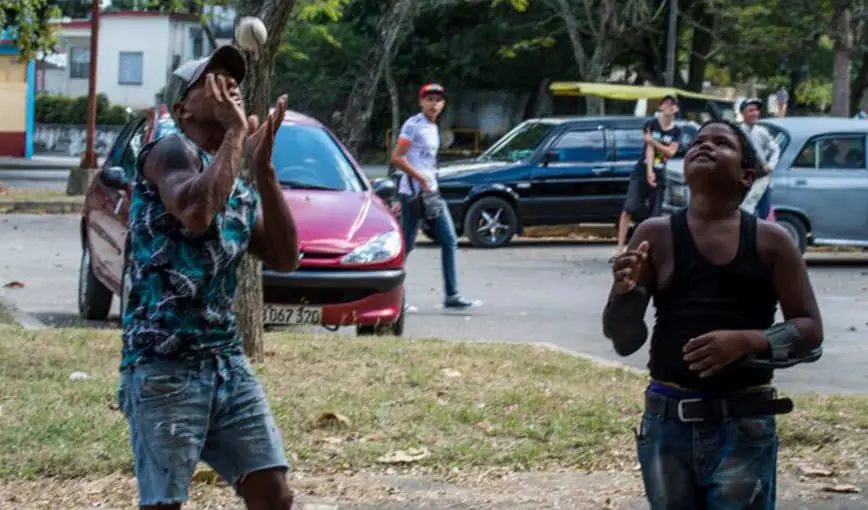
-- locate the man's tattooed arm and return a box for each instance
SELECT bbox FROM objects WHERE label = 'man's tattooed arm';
[143,129,246,233]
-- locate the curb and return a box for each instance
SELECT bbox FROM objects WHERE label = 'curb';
[0,163,74,171]
[0,296,48,330]
[0,199,83,214]
[535,341,644,374]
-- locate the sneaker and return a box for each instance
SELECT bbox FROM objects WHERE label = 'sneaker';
[404,303,418,313]
[444,295,483,309]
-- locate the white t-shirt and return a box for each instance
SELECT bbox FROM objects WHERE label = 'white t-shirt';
[397,113,440,195]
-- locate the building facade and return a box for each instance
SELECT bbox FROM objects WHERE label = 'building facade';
[0,39,35,158]
[38,11,213,109]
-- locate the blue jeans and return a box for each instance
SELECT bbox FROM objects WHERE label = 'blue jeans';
[636,401,778,509]
[400,193,459,297]
[755,187,772,220]
[118,353,289,506]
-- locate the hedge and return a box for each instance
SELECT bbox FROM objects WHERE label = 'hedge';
[35,93,133,126]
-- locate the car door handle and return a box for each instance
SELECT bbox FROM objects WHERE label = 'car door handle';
[794,179,807,186]
[591,167,609,174]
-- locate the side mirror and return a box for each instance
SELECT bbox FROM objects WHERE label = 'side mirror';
[372,177,397,202]
[99,166,128,190]
[542,150,560,165]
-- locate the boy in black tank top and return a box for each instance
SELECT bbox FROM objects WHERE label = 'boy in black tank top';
[602,120,823,509]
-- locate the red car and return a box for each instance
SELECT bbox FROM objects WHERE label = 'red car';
[78,107,406,336]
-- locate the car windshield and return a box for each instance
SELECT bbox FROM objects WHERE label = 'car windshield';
[149,112,363,192]
[479,121,555,162]
[272,124,364,191]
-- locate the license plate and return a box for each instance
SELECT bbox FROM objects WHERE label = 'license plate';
[262,305,323,326]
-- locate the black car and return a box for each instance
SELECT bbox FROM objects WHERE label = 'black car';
[430,116,698,248]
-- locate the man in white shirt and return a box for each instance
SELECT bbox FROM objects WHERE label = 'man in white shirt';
[740,98,781,219]
[390,83,481,310]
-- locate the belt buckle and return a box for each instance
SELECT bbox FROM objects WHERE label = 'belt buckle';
[676,398,704,423]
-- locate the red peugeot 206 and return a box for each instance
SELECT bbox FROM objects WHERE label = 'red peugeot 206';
[78,107,406,336]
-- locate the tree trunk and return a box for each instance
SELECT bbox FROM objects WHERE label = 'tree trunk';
[523,79,551,118]
[850,51,868,115]
[335,0,415,157]
[233,0,295,363]
[384,45,400,150]
[686,6,715,92]
[830,8,853,117]
[195,1,218,50]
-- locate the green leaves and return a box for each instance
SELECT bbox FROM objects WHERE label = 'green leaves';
[491,0,531,12]
[1,0,62,61]
[498,36,556,59]
[294,0,349,22]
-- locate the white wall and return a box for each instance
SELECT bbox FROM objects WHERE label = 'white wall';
[97,16,171,108]
[41,34,90,97]
[43,16,203,109]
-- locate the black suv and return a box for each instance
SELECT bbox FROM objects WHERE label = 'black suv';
[432,116,698,248]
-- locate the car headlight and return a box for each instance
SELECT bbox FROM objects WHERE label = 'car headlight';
[341,231,402,264]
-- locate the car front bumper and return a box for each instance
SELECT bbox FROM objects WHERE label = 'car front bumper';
[262,268,405,326]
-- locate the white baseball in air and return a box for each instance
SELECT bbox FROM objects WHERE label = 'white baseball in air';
[235,16,267,52]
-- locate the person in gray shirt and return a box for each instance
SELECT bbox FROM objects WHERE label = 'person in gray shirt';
[740,98,780,219]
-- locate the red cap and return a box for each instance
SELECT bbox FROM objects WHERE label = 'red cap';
[419,83,447,100]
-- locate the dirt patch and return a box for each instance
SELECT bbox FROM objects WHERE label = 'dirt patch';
[522,225,616,240]
[1,469,865,509]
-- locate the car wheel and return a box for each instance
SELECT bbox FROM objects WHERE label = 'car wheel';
[775,212,808,254]
[463,196,518,248]
[356,294,405,337]
[78,243,113,320]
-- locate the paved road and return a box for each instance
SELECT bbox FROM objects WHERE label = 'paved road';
[1,214,867,395]
[0,169,70,191]
[0,165,389,192]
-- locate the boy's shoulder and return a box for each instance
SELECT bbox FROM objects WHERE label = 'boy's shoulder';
[755,216,799,263]
[756,217,792,244]
[633,215,673,250]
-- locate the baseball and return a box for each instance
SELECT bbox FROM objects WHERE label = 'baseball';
[235,16,267,52]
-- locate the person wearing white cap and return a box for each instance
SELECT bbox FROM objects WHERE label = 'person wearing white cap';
[739,98,780,219]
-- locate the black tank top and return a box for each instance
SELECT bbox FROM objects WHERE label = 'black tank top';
[649,209,778,392]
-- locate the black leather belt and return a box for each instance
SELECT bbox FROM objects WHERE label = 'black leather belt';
[645,389,794,423]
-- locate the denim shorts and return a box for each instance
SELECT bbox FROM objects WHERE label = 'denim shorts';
[118,353,289,506]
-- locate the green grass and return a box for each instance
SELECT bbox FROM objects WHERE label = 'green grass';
[0,303,14,325]
[0,325,866,482]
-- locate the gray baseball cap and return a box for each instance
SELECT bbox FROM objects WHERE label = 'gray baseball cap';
[163,45,246,124]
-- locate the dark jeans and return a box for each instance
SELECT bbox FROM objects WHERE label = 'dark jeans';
[400,193,459,297]
[755,187,772,220]
[636,401,778,509]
